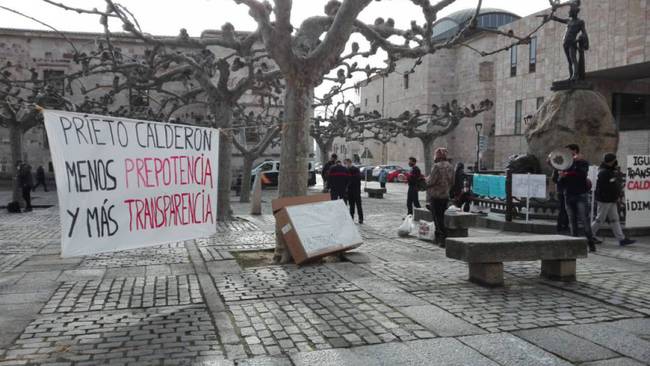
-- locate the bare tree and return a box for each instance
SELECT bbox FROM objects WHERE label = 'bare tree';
[46,0,283,221]
[230,98,283,203]
[0,62,73,203]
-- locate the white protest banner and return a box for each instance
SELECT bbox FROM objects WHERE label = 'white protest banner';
[512,174,547,198]
[43,110,219,257]
[625,155,650,228]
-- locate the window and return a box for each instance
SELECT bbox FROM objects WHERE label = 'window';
[364,98,368,106]
[43,69,65,95]
[536,97,545,110]
[613,93,650,131]
[403,73,409,89]
[529,36,537,73]
[514,100,523,135]
[376,95,380,103]
[510,46,517,77]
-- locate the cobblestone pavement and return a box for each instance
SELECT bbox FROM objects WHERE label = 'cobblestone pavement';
[1,184,650,365]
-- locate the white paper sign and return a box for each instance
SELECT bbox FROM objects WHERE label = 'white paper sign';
[44,110,219,257]
[285,200,362,257]
[512,174,547,198]
[625,155,650,228]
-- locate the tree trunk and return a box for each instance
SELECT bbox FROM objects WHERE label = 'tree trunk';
[274,80,314,264]
[239,155,255,203]
[9,123,23,204]
[213,103,234,222]
[422,136,435,176]
[318,140,332,168]
[278,80,314,198]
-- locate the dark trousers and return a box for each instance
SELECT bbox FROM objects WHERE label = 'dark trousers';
[557,192,569,231]
[33,178,48,192]
[330,190,347,204]
[430,198,448,243]
[565,193,595,244]
[380,182,386,189]
[22,186,32,210]
[348,192,363,222]
[406,186,420,215]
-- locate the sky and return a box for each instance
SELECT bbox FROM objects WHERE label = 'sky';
[0,0,552,114]
[1,0,551,37]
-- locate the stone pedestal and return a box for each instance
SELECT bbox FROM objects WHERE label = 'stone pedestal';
[541,259,577,282]
[526,89,618,175]
[468,262,504,287]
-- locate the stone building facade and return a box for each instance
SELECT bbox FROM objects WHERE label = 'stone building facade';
[342,0,650,171]
[494,0,650,169]
[0,28,280,178]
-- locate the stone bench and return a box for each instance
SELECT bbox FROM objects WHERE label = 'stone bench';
[364,187,386,199]
[413,208,478,238]
[446,235,588,287]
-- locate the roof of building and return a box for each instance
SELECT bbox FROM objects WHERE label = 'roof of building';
[431,8,520,42]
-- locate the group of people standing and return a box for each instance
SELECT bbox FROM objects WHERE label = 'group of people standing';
[552,144,635,252]
[322,154,364,224]
[10,162,48,213]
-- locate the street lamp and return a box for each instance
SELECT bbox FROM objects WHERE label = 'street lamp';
[475,122,483,173]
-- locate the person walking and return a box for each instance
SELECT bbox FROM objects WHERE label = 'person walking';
[378,168,388,189]
[32,165,48,192]
[345,159,363,224]
[426,148,455,246]
[328,160,349,202]
[559,144,598,252]
[591,153,635,246]
[17,163,34,212]
[406,157,422,215]
[322,154,337,192]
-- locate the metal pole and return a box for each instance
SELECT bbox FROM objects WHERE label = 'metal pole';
[476,132,480,173]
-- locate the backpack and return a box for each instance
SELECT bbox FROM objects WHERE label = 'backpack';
[6,201,21,213]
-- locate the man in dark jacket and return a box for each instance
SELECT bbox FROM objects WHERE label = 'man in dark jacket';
[406,157,422,215]
[345,159,363,224]
[558,144,597,251]
[591,153,635,246]
[328,160,349,202]
[17,163,34,212]
[322,154,337,192]
[33,165,48,192]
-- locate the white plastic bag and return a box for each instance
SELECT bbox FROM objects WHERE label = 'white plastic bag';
[397,215,414,237]
[417,221,435,242]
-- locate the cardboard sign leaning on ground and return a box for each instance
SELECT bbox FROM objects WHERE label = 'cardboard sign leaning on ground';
[274,196,363,264]
[625,155,650,228]
[43,110,219,257]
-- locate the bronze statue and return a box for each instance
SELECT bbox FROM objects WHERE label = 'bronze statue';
[546,0,589,81]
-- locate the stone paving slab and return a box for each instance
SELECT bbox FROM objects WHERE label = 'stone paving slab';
[459,333,573,366]
[0,253,31,273]
[514,327,619,363]
[562,322,650,364]
[503,255,649,279]
[290,337,498,366]
[215,266,359,302]
[41,275,203,314]
[199,246,237,262]
[412,282,639,333]
[541,271,650,316]
[0,305,223,365]
[79,242,190,268]
[581,358,647,366]
[361,260,475,291]
[229,291,434,357]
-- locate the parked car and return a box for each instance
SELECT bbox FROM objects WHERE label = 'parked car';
[371,165,403,180]
[387,167,411,182]
[251,160,317,187]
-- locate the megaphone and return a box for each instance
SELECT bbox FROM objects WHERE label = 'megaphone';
[548,148,574,171]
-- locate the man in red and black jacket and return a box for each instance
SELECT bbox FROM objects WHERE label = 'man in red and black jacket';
[345,159,363,224]
[558,144,598,252]
[406,157,422,215]
[328,160,349,202]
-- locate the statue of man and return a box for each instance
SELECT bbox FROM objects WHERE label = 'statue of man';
[546,0,589,81]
